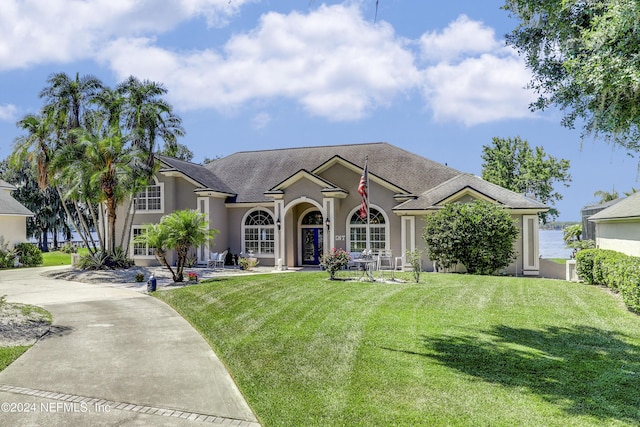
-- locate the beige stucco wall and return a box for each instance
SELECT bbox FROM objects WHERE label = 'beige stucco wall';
[0,216,28,247]
[596,221,640,257]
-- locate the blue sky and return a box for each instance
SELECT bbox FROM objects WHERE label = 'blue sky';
[0,0,637,221]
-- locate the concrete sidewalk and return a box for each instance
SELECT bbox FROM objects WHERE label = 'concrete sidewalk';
[0,267,260,426]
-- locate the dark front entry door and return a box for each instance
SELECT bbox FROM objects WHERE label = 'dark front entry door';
[302,228,323,265]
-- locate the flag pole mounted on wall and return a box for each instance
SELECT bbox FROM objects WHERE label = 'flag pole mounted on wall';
[358,156,370,253]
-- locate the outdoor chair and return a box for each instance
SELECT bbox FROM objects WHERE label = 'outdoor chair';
[377,250,395,279]
[208,250,228,269]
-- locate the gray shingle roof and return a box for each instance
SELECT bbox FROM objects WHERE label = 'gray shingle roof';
[0,180,34,216]
[395,173,548,211]
[589,191,640,221]
[204,142,462,203]
[156,155,235,195]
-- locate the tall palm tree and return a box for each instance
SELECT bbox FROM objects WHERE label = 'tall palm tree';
[40,72,103,146]
[52,125,142,254]
[12,111,55,189]
[118,76,185,173]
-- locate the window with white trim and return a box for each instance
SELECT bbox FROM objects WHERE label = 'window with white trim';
[244,210,275,256]
[349,208,387,252]
[133,178,163,212]
[132,226,156,258]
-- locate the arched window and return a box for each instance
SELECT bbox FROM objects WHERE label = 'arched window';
[349,208,387,252]
[244,210,275,256]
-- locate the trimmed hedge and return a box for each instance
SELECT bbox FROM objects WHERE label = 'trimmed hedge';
[576,248,640,312]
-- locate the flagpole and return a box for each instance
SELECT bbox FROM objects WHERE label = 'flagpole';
[365,155,370,254]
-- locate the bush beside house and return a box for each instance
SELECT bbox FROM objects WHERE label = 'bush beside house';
[576,248,640,312]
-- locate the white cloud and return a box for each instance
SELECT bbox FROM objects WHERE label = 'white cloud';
[0,0,253,70]
[419,15,501,63]
[101,4,421,121]
[419,15,536,125]
[424,53,536,126]
[0,104,18,121]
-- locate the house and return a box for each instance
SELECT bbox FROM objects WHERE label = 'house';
[581,197,624,241]
[0,179,34,247]
[589,191,640,256]
[119,142,548,275]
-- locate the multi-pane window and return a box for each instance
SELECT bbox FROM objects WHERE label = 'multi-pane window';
[134,183,162,211]
[349,208,386,252]
[132,226,155,257]
[244,210,275,256]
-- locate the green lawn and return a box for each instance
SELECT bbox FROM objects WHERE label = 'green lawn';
[155,272,640,427]
[41,248,89,266]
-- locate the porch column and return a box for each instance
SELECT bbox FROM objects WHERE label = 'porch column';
[522,214,540,276]
[274,200,286,270]
[400,215,416,269]
[323,197,336,255]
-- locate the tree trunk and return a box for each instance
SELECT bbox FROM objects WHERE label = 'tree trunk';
[40,228,49,252]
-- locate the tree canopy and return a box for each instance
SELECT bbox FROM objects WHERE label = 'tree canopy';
[481,136,571,223]
[503,0,640,151]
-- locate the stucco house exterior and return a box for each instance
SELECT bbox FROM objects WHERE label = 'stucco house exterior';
[0,179,34,247]
[119,142,548,275]
[589,191,640,256]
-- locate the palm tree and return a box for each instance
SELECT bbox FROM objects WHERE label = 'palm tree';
[133,223,175,278]
[593,189,619,204]
[12,111,55,189]
[118,76,185,172]
[52,125,142,255]
[160,210,217,282]
[40,72,103,146]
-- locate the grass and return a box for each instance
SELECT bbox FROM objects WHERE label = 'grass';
[0,346,30,371]
[155,272,640,426]
[0,302,52,373]
[40,248,89,266]
[548,258,570,264]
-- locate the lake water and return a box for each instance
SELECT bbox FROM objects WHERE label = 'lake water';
[539,229,572,259]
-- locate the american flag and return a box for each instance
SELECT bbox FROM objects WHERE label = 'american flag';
[358,160,368,219]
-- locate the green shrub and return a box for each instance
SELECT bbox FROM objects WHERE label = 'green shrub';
[576,248,640,313]
[423,200,518,275]
[575,249,597,284]
[14,243,43,267]
[59,242,77,254]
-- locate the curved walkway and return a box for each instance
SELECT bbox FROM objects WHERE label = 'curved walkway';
[0,267,260,426]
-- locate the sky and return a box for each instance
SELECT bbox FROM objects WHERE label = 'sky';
[0,0,638,221]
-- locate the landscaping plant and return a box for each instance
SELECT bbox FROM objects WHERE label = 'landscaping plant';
[423,200,518,275]
[320,248,351,280]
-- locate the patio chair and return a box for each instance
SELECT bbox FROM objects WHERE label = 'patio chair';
[207,252,218,269]
[377,250,395,279]
[213,250,228,270]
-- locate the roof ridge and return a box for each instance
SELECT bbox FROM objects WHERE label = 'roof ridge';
[230,142,388,156]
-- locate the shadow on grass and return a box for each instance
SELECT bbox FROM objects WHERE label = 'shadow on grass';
[394,325,640,424]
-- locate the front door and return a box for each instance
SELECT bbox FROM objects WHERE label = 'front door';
[302,228,323,265]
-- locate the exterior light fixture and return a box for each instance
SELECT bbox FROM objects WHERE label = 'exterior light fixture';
[325,217,331,230]
[276,217,281,230]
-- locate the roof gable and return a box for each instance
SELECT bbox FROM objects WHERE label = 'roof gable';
[395,174,548,212]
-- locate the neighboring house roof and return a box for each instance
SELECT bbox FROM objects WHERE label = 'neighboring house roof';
[582,197,625,213]
[0,179,34,216]
[589,192,640,221]
[204,142,462,203]
[395,173,548,211]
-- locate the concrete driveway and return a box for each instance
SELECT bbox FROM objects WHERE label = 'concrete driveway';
[0,267,260,426]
